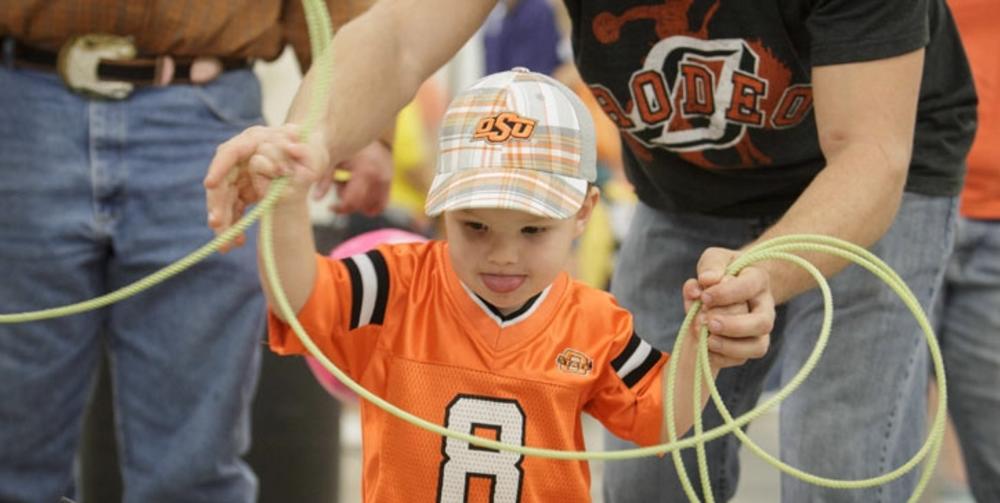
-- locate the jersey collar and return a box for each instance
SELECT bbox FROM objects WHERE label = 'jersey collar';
[439,243,569,353]
[460,283,551,329]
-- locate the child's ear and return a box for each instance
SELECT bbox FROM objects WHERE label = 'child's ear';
[573,186,601,236]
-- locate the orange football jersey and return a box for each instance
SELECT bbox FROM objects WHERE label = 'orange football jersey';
[269,241,669,502]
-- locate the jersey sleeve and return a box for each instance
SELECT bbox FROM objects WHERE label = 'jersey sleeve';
[267,248,394,379]
[584,309,669,448]
[807,0,929,66]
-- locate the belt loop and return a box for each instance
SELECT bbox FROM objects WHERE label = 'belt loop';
[2,37,14,69]
[154,55,176,86]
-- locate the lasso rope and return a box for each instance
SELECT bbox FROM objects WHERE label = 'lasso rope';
[263,222,946,502]
[0,1,945,501]
[662,237,946,502]
[0,200,269,324]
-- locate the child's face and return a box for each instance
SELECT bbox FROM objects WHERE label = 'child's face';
[443,189,598,314]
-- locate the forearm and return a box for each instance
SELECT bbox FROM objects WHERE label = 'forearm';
[287,0,495,165]
[664,348,721,440]
[257,199,318,320]
[747,146,907,304]
[285,12,412,157]
[746,50,922,305]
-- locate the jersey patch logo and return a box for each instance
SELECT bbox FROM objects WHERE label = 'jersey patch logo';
[556,348,594,376]
[473,112,536,142]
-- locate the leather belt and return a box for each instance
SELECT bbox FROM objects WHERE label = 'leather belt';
[4,35,252,99]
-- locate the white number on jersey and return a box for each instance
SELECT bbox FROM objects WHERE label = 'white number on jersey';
[437,395,526,502]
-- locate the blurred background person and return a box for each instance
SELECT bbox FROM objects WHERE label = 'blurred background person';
[930,1,1000,501]
[483,0,567,77]
[0,2,389,502]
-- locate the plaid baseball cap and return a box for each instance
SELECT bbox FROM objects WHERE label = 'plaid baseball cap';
[424,67,596,219]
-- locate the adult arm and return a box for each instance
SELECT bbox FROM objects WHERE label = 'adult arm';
[285,0,497,215]
[701,49,926,308]
[205,0,497,236]
[284,0,497,166]
[282,0,377,70]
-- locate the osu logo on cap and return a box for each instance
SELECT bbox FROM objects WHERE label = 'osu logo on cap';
[556,348,593,376]
[473,112,536,142]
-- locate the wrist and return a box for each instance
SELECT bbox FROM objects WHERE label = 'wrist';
[272,192,311,216]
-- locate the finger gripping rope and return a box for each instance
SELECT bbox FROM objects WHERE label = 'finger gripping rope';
[0,1,945,501]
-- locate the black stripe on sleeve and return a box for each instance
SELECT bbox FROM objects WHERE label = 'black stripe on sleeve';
[622,349,662,389]
[366,250,390,325]
[341,257,363,330]
[610,333,641,373]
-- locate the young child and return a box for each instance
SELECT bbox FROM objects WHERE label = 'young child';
[254,69,728,502]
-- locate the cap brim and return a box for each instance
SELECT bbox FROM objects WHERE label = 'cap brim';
[424,168,589,219]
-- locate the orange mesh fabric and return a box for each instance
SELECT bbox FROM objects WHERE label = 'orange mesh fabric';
[269,241,668,502]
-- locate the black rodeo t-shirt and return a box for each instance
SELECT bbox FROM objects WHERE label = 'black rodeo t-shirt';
[564,0,977,217]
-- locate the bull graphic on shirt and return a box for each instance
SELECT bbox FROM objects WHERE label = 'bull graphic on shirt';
[590,0,813,169]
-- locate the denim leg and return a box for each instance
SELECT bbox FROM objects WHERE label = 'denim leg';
[603,194,956,503]
[778,193,956,502]
[0,66,109,503]
[936,218,1000,502]
[602,203,786,502]
[98,71,266,503]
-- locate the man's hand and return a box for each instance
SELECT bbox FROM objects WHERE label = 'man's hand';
[683,247,775,368]
[313,140,394,216]
[203,124,327,252]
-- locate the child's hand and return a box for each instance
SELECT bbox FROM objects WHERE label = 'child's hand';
[683,247,774,369]
[204,124,328,252]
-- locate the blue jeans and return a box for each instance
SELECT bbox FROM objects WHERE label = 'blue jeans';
[602,193,956,502]
[0,62,264,502]
[934,217,1000,502]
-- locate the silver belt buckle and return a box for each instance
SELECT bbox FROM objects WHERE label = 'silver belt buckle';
[57,34,136,100]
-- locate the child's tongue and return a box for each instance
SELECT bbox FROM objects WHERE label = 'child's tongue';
[481,274,526,293]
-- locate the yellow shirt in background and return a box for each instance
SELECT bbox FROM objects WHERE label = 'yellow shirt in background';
[388,103,431,218]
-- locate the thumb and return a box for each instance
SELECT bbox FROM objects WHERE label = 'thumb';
[696,247,736,288]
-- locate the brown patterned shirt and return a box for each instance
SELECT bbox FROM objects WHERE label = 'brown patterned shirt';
[0,0,373,68]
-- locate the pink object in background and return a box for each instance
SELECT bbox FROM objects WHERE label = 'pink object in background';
[305,229,428,402]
